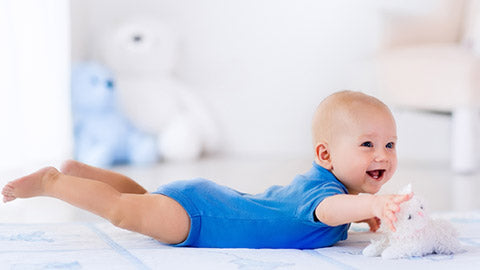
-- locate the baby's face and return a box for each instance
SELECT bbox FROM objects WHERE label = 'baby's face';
[328,106,397,194]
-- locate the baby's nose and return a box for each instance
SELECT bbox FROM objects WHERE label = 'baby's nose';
[374,148,388,162]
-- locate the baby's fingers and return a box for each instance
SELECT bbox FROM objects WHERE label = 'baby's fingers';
[393,193,413,204]
[385,210,397,223]
[387,201,400,213]
[369,217,381,232]
[384,216,396,232]
[384,210,397,232]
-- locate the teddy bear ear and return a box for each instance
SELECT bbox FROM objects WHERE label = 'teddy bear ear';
[397,183,412,195]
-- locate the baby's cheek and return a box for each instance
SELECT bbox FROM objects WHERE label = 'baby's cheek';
[390,158,398,174]
[383,170,395,183]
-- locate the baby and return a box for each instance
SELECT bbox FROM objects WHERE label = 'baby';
[1,90,411,249]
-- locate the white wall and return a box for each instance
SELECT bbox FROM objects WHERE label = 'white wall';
[0,0,71,173]
[71,0,454,163]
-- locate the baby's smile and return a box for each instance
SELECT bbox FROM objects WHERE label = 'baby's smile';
[366,169,385,180]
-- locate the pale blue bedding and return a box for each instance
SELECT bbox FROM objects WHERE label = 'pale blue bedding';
[1,212,479,269]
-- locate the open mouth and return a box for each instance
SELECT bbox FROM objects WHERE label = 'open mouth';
[366,169,385,180]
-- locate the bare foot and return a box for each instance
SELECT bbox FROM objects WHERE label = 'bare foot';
[2,167,59,203]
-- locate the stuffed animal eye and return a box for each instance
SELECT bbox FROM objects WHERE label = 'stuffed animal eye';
[408,214,412,220]
[420,205,424,210]
[133,34,143,43]
[106,80,114,89]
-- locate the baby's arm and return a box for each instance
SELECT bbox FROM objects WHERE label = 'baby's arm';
[315,193,412,232]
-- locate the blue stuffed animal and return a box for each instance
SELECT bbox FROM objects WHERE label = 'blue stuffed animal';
[71,62,158,167]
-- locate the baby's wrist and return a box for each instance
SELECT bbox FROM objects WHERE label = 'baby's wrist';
[355,193,378,219]
[368,194,380,217]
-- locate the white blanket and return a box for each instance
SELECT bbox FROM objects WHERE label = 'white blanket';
[1,212,479,269]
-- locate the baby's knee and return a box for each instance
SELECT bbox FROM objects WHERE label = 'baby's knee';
[164,203,190,244]
[144,196,191,244]
[106,198,130,229]
[106,194,191,245]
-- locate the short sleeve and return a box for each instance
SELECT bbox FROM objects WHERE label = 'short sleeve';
[296,179,347,225]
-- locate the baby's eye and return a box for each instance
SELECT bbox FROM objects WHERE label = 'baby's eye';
[361,141,373,147]
[386,142,395,149]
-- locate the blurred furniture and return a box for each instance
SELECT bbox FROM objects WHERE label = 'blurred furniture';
[375,0,480,173]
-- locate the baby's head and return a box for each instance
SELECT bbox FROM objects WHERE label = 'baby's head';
[312,90,397,194]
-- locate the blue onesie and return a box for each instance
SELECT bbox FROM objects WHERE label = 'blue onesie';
[152,162,350,249]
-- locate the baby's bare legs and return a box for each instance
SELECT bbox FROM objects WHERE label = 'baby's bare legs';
[1,167,190,245]
[60,160,147,194]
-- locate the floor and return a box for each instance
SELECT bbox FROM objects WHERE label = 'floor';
[1,216,479,269]
[0,155,479,223]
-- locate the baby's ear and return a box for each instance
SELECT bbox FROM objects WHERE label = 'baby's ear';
[315,142,332,170]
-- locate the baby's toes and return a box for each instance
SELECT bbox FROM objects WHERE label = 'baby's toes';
[3,195,13,203]
[2,188,17,201]
[2,184,14,195]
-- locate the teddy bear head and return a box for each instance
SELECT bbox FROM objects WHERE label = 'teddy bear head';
[386,184,429,236]
[100,17,177,76]
[71,62,117,113]
[393,194,429,236]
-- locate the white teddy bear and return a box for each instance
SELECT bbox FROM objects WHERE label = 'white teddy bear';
[99,17,219,162]
[362,185,462,259]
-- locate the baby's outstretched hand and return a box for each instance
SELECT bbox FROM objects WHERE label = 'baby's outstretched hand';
[371,193,413,232]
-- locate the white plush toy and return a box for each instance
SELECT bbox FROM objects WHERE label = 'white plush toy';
[362,184,462,259]
[100,17,219,162]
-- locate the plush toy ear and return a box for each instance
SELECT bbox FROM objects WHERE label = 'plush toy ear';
[397,183,412,195]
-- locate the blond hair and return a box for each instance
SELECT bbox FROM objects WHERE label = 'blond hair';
[312,90,392,146]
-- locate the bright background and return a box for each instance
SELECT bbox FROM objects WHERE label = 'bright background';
[0,0,478,222]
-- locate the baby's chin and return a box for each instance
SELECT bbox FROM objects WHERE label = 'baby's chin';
[360,181,384,194]
[364,186,382,194]
[363,174,392,194]
[342,175,390,194]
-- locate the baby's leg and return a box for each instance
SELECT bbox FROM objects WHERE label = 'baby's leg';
[2,167,190,244]
[60,160,147,194]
